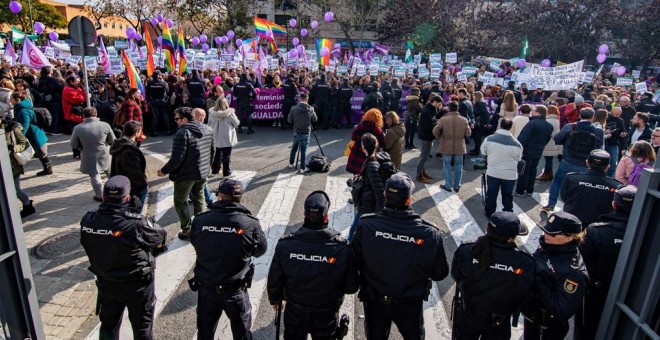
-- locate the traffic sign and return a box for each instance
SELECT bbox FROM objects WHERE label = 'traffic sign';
[68,16,96,46]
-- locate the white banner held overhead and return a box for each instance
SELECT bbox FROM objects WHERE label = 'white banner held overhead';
[526,60,584,90]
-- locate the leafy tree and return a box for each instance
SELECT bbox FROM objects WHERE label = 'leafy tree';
[0,0,67,32]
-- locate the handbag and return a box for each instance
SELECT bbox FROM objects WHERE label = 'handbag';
[344,140,355,157]
[9,130,34,165]
[517,159,527,176]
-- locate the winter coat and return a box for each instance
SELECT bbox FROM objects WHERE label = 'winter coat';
[346,121,385,175]
[433,112,471,155]
[615,156,649,184]
[405,95,423,121]
[384,122,405,168]
[357,160,385,214]
[517,116,554,159]
[542,114,562,157]
[3,121,28,177]
[70,118,115,175]
[473,100,490,129]
[511,115,530,138]
[0,88,13,119]
[161,122,215,181]
[560,103,592,127]
[208,107,240,148]
[418,103,438,141]
[109,137,147,193]
[62,85,86,123]
[12,99,48,148]
[498,103,518,119]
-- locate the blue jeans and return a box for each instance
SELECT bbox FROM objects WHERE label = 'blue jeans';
[289,132,310,169]
[548,160,587,207]
[137,187,148,211]
[485,175,515,217]
[348,211,362,241]
[605,144,619,177]
[443,154,464,190]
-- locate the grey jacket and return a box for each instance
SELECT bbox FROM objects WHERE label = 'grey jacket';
[287,102,317,134]
[161,122,214,181]
[71,117,115,175]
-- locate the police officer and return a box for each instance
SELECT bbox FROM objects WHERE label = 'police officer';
[80,176,167,340]
[575,185,637,340]
[390,78,402,113]
[267,191,359,339]
[451,212,536,339]
[311,74,331,130]
[145,70,169,136]
[186,70,207,113]
[352,173,449,339]
[521,211,589,340]
[560,150,620,227]
[234,73,257,134]
[189,178,267,340]
[336,77,354,128]
[281,73,299,130]
[380,80,393,116]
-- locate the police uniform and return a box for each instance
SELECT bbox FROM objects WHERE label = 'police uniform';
[233,75,257,134]
[190,179,267,340]
[80,176,167,340]
[560,150,620,227]
[186,70,207,112]
[352,173,449,339]
[575,186,637,340]
[267,191,359,340]
[337,80,353,128]
[311,76,331,129]
[281,75,299,129]
[521,212,589,340]
[451,212,536,340]
[146,71,170,135]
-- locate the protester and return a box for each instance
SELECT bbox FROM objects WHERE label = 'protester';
[537,105,562,181]
[287,93,317,174]
[415,95,442,183]
[383,111,405,168]
[469,91,490,155]
[511,104,532,138]
[498,91,518,119]
[1,113,34,217]
[346,109,385,175]
[627,112,652,145]
[208,95,240,177]
[433,101,471,192]
[348,133,385,240]
[515,105,553,196]
[62,75,86,140]
[37,66,64,134]
[605,106,627,176]
[0,78,14,119]
[615,140,656,185]
[404,88,423,149]
[10,91,53,177]
[109,121,148,207]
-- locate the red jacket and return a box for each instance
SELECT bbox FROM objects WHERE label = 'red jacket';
[62,85,86,123]
[119,100,147,123]
[559,103,592,128]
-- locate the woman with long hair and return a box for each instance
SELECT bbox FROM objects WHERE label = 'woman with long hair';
[470,91,490,155]
[384,111,405,168]
[116,88,147,143]
[11,91,52,176]
[346,109,385,175]
[1,111,35,217]
[348,132,385,240]
[615,141,656,184]
[499,91,518,119]
[208,94,240,177]
[537,105,562,181]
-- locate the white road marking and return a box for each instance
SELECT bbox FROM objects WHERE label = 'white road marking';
[531,192,564,210]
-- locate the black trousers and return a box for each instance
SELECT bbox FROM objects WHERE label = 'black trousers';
[283,302,337,340]
[211,147,233,176]
[281,99,296,127]
[363,299,424,340]
[336,102,352,126]
[516,156,541,194]
[471,127,486,152]
[523,318,568,340]
[150,100,170,133]
[405,118,418,147]
[453,308,511,340]
[315,102,332,128]
[236,104,253,132]
[97,278,155,340]
[197,286,252,340]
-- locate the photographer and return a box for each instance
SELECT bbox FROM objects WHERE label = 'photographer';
[480,118,523,218]
[605,107,626,176]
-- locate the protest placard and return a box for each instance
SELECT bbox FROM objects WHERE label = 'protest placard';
[632,70,641,79]
[84,56,98,70]
[582,71,595,84]
[489,60,500,71]
[457,72,467,82]
[413,54,421,65]
[462,66,477,75]
[430,68,441,79]
[356,65,366,76]
[429,53,442,63]
[369,64,379,76]
[616,77,633,87]
[114,40,129,49]
[193,55,205,70]
[526,60,584,90]
[635,82,648,94]
[109,57,123,74]
[43,47,55,58]
[338,65,348,74]
[445,52,457,64]
[418,68,430,78]
[394,68,406,77]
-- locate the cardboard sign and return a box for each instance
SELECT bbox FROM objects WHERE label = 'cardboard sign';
[632,70,641,79]
[114,40,129,49]
[356,65,367,76]
[43,47,55,58]
[84,56,98,70]
[394,68,406,77]
[338,65,348,74]
[369,64,379,76]
[109,57,123,74]
[429,53,442,63]
[418,68,429,78]
[413,54,422,65]
[430,68,441,79]
[616,77,633,87]
[462,66,477,75]
[193,55,205,70]
[445,52,457,64]
[635,82,648,94]
[269,58,279,69]
[582,71,595,84]
[457,72,467,82]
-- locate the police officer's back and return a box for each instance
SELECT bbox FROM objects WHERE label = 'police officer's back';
[80,176,166,340]
[560,150,620,227]
[521,212,589,340]
[281,73,299,129]
[146,71,170,135]
[352,173,449,339]
[186,70,206,110]
[311,74,331,129]
[190,179,267,340]
[390,78,402,112]
[233,74,257,134]
[451,212,535,339]
[338,78,354,127]
[575,186,637,340]
[267,191,359,339]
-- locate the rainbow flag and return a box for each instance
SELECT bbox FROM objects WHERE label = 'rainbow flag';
[161,20,176,72]
[143,23,156,77]
[254,17,286,38]
[177,27,188,75]
[316,38,333,66]
[267,37,278,54]
[121,50,145,96]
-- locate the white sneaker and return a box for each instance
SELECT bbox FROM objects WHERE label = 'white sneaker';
[299,168,309,174]
[288,163,295,169]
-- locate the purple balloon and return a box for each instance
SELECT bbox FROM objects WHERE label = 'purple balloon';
[320,46,329,57]
[227,30,235,39]
[134,34,142,42]
[455,66,462,72]
[517,59,526,68]
[150,18,158,27]
[292,38,299,46]
[496,70,504,77]
[191,37,200,46]
[200,34,207,43]
[616,66,626,76]
[48,31,58,41]
[235,39,243,47]
[166,19,173,28]
[300,28,308,37]
[541,59,551,67]
[596,53,607,64]
[34,21,45,34]
[334,43,341,49]
[297,44,305,55]
[289,49,297,58]
[215,36,221,45]
[157,14,163,22]
[126,27,136,39]
[220,36,227,44]
[598,44,609,54]
[202,43,210,52]
[157,36,163,45]
[289,18,297,28]
[324,11,334,22]
[8,1,22,14]
[310,21,318,29]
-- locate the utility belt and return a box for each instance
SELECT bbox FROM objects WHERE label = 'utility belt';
[462,299,513,327]
[188,263,255,294]
[285,300,350,340]
[96,266,153,284]
[362,283,427,306]
[286,300,339,314]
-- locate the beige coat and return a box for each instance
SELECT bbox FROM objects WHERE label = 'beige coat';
[384,122,405,168]
[542,114,563,157]
[433,112,471,155]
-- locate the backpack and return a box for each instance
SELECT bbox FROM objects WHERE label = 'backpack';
[626,158,650,187]
[308,155,331,172]
[376,151,398,181]
[33,107,52,129]
[566,124,599,159]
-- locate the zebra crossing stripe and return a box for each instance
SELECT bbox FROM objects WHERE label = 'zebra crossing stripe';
[530,192,564,210]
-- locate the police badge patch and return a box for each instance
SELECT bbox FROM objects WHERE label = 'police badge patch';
[564,279,578,293]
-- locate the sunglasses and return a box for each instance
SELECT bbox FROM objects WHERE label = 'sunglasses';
[174,117,182,121]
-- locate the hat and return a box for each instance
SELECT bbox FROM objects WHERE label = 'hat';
[574,95,585,104]
[487,212,528,238]
[588,149,610,168]
[540,211,582,235]
[214,178,244,196]
[304,191,330,226]
[385,173,415,201]
[103,175,131,199]
[613,185,637,211]
[153,70,162,77]
[642,91,654,98]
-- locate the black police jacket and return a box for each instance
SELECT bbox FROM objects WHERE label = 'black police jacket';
[233,81,257,105]
[390,85,402,110]
[311,81,331,104]
[560,169,620,227]
[190,201,267,286]
[418,104,438,141]
[186,77,206,99]
[282,80,299,100]
[146,79,169,102]
[80,203,166,282]
[579,212,628,294]
[451,240,535,315]
[338,85,353,104]
[352,208,449,301]
[267,226,359,309]
[521,239,588,323]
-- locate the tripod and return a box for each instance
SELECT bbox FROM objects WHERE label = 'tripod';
[294,127,324,170]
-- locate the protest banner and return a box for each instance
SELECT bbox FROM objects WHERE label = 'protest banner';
[445,52,457,64]
[43,47,55,58]
[462,66,477,75]
[356,65,366,76]
[84,56,98,70]
[616,77,633,87]
[429,53,442,63]
[635,82,648,94]
[632,70,641,79]
[109,57,123,74]
[394,68,406,77]
[526,60,584,90]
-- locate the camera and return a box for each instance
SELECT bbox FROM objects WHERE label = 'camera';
[473,158,488,171]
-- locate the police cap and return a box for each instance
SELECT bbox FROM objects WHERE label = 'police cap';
[103,175,131,199]
[614,185,637,211]
[587,149,610,168]
[304,190,330,226]
[487,211,528,238]
[215,178,244,196]
[540,211,582,235]
[385,173,415,201]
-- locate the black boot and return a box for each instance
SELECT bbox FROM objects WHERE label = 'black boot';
[20,200,35,218]
[36,162,53,176]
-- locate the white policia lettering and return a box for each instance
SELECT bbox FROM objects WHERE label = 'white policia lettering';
[614,239,623,244]
[201,226,245,234]
[82,226,120,236]
[289,253,336,263]
[472,259,515,272]
[375,231,424,245]
[578,182,612,191]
